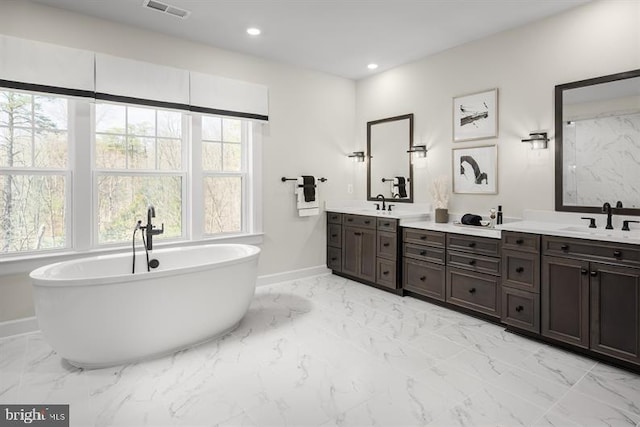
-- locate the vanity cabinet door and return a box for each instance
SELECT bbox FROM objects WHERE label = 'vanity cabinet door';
[541,256,590,349]
[342,226,376,283]
[590,262,640,365]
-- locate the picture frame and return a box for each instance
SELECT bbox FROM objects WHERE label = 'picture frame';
[453,88,498,142]
[452,145,498,194]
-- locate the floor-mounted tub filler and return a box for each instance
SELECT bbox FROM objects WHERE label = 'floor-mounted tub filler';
[30,243,260,368]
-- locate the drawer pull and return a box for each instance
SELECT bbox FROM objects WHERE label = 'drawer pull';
[364,220,371,224]
[383,270,389,275]
[469,260,477,266]
[590,271,598,277]
[347,218,353,222]
[581,268,589,275]
[468,242,477,248]
[331,257,338,261]
[468,288,477,294]
[420,250,427,256]
[613,250,622,258]
[331,234,338,238]
[420,235,427,240]
[419,276,426,281]
[515,267,524,273]
[383,222,390,226]
[516,239,524,244]
[383,243,390,247]
[354,232,362,236]
[515,305,524,312]
[331,215,338,220]
[561,244,569,251]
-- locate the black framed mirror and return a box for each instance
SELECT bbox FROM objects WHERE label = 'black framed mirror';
[555,69,640,214]
[367,113,414,203]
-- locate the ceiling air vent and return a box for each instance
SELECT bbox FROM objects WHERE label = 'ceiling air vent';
[142,0,190,19]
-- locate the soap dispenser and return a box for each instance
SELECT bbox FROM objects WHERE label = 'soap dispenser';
[497,205,503,225]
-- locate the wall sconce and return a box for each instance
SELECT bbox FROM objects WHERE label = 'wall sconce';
[348,151,366,162]
[407,145,427,159]
[521,132,549,150]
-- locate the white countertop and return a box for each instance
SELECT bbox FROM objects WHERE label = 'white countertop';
[498,220,640,245]
[402,220,502,239]
[326,205,429,220]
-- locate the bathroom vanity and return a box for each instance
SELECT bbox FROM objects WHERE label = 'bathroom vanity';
[327,209,640,371]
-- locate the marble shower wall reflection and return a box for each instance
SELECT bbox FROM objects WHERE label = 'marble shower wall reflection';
[563,112,640,208]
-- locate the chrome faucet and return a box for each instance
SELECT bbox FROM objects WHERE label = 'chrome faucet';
[602,202,614,230]
[375,194,387,211]
[143,205,164,250]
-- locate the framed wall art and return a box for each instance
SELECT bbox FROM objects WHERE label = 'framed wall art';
[452,145,497,194]
[453,88,498,142]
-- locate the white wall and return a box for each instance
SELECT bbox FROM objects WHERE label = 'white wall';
[0,0,356,322]
[355,0,640,219]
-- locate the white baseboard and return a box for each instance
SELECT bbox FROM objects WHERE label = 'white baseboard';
[257,265,331,287]
[0,267,331,339]
[0,316,38,339]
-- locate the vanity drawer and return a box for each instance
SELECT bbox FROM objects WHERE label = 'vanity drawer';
[501,287,540,334]
[403,243,445,264]
[447,251,501,276]
[446,267,500,318]
[344,214,376,229]
[377,218,398,232]
[542,235,640,267]
[403,228,446,247]
[502,231,540,253]
[403,258,445,301]
[377,231,397,260]
[502,249,540,293]
[447,234,501,257]
[376,258,397,289]
[327,246,341,271]
[327,212,342,224]
[327,223,342,248]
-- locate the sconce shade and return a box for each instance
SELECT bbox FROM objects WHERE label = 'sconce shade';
[521,132,549,149]
[348,151,366,162]
[406,144,427,158]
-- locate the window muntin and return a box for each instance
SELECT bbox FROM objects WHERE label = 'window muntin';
[94,102,185,245]
[0,90,69,254]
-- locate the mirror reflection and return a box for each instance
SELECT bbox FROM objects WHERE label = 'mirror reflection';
[556,70,640,214]
[367,114,413,203]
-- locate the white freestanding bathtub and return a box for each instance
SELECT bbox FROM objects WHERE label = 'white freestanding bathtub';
[30,243,260,368]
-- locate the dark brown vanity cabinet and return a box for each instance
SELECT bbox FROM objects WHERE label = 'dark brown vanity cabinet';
[402,228,446,300]
[501,231,541,334]
[446,234,502,319]
[541,236,640,365]
[327,212,400,290]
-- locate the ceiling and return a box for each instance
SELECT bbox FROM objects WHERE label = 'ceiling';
[30,0,592,80]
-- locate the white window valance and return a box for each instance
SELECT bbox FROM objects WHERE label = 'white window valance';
[0,35,269,120]
[0,34,94,95]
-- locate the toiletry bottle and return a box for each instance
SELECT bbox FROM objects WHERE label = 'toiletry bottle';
[489,208,496,228]
[497,205,503,225]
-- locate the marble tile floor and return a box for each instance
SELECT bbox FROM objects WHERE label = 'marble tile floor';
[2,274,640,426]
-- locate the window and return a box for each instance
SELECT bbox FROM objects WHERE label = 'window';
[202,116,246,235]
[94,102,185,245]
[0,90,69,254]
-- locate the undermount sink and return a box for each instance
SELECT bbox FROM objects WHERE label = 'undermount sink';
[561,226,640,239]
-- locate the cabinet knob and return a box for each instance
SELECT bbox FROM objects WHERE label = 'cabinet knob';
[515,305,524,312]
[420,250,427,256]
[515,267,524,273]
[383,222,390,226]
[331,257,338,261]
[581,268,589,275]
[468,288,477,294]
[469,260,476,266]
[613,250,622,258]
[419,276,426,281]
[516,239,524,245]
[331,234,338,238]
[347,218,353,222]
[420,235,427,240]
[468,242,477,248]
[383,270,389,275]
[383,243,390,247]
[561,244,569,251]
[590,271,598,277]
[364,220,371,224]
[354,232,362,236]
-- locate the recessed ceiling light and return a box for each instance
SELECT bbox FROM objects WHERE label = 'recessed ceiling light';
[367,63,378,70]
[247,28,261,36]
